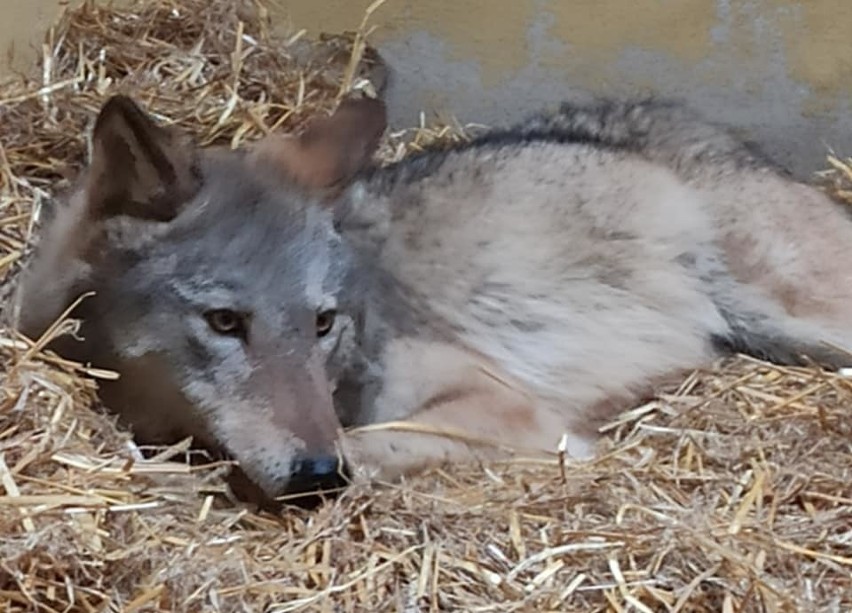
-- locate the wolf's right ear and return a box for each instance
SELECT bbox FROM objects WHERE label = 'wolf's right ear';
[249,96,387,193]
[84,95,201,223]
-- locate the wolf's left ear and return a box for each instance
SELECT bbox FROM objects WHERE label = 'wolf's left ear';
[250,96,387,191]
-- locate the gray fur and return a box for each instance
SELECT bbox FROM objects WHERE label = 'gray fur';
[14,94,852,501]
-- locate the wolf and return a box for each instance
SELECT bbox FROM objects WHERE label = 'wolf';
[13,92,852,504]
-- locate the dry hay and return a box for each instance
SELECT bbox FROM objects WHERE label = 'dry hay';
[817,154,852,208]
[0,0,850,611]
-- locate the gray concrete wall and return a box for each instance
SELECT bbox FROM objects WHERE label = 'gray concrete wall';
[275,0,852,178]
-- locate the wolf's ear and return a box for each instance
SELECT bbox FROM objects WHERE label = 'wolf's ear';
[250,96,387,191]
[85,95,201,222]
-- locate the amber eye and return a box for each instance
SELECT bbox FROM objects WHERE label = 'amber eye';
[315,309,337,338]
[205,309,246,338]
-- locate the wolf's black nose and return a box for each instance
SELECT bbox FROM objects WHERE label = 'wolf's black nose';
[288,453,349,498]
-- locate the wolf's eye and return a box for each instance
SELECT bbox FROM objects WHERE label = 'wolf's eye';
[205,309,247,338]
[315,309,337,338]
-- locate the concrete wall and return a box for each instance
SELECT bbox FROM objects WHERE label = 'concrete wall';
[1,1,72,77]
[4,0,851,178]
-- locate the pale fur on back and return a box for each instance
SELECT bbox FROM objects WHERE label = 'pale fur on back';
[340,149,715,473]
[354,144,726,425]
[338,103,852,477]
[518,98,852,362]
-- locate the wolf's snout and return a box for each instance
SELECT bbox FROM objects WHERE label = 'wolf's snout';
[224,452,349,511]
[287,452,349,495]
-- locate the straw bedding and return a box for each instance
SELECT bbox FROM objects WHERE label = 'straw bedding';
[0,0,850,610]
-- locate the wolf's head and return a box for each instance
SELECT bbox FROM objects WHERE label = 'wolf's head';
[14,94,387,503]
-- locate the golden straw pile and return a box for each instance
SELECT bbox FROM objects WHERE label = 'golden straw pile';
[1,0,850,610]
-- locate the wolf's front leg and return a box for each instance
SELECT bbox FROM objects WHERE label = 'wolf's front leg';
[339,382,594,484]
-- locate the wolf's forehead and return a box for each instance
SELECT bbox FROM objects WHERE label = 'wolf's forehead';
[300,205,340,305]
[162,198,346,304]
